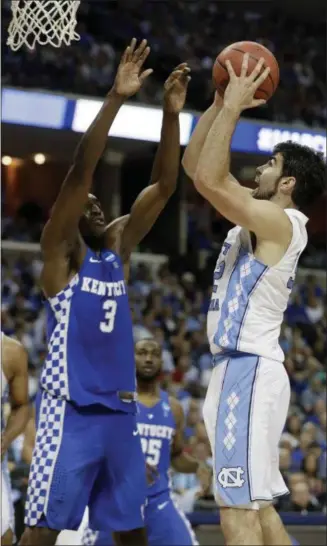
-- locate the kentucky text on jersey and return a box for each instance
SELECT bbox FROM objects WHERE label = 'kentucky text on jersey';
[137,423,175,440]
[40,249,136,412]
[81,277,126,297]
[207,209,308,362]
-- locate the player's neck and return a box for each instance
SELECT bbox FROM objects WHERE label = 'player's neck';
[82,233,105,252]
[137,381,160,399]
[270,194,296,210]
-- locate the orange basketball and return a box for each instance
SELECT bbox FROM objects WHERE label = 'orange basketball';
[213,41,279,101]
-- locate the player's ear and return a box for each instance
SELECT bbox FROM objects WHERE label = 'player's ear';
[280,176,296,196]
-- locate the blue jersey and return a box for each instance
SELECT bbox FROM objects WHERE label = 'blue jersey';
[40,247,136,412]
[137,390,176,498]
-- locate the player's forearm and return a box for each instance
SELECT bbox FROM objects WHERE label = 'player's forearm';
[195,106,239,191]
[73,89,124,175]
[171,451,200,474]
[182,101,222,179]
[150,111,180,196]
[2,404,29,448]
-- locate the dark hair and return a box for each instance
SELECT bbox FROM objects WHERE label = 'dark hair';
[273,141,326,211]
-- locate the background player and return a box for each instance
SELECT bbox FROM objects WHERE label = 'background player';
[21,39,190,546]
[183,55,325,545]
[81,338,212,546]
[1,333,29,545]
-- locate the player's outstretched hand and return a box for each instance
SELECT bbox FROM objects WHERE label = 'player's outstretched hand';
[223,53,270,114]
[113,38,153,99]
[163,63,191,114]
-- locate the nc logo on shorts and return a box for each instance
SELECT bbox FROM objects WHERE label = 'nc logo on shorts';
[217,466,245,488]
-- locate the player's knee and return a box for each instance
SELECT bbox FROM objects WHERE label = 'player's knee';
[220,507,261,540]
[20,526,59,546]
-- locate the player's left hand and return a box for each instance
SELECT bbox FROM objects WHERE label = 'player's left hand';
[223,54,270,114]
[196,461,212,495]
[113,38,153,99]
[146,462,159,485]
[163,64,191,114]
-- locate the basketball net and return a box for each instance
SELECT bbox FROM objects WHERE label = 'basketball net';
[7,0,81,51]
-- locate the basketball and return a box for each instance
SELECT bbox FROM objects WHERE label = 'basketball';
[213,41,279,101]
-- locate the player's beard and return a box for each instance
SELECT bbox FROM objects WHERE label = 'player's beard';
[136,369,161,383]
[252,176,281,201]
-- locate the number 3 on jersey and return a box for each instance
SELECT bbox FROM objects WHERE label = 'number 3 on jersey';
[141,438,162,466]
[99,299,117,333]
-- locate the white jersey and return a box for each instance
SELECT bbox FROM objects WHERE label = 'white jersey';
[207,209,308,362]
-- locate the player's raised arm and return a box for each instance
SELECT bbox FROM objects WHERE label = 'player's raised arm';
[117,64,191,262]
[1,337,29,460]
[194,55,291,242]
[182,92,223,180]
[41,38,152,260]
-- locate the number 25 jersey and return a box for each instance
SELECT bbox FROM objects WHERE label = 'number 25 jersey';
[41,247,136,412]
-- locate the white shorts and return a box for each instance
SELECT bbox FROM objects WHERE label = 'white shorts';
[1,462,14,536]
[203,354,290,510]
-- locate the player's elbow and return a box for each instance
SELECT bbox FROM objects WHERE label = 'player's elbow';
[157,178,176,200]
[193,170,217,196]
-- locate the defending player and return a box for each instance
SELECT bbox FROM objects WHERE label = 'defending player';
[81,338,212,546]
[21,39,190,546]
[183,54,325,545]
[1,333,29,545]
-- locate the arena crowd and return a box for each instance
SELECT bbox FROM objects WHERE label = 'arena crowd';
[2,0,326,127]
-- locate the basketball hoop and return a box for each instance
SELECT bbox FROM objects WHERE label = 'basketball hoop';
[7,0,81,51]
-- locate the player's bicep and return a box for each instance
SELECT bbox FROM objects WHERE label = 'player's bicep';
[41,165,91,257]
[120,183,170,261]
[10,345,29,407]
[195,177,289,240]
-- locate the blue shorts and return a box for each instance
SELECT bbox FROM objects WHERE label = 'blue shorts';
[25,390,147,532]
[82,492,198,546]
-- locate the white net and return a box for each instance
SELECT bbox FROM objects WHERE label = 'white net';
[7,0,81,51]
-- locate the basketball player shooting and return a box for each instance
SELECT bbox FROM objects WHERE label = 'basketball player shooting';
[1,334,29,545]
[183,54,325,545]
[82,338,212,546]
[21,39,190,546]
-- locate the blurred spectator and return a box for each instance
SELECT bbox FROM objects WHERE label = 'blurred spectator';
[285,481,322,513]
[301,373,326,415]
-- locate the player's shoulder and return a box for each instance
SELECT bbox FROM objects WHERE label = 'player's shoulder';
[3,334,28,365]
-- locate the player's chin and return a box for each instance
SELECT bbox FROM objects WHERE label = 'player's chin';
[90,223,106,237]
[137,370,158,381]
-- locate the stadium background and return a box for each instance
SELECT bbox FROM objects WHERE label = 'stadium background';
[1,0,326,543]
